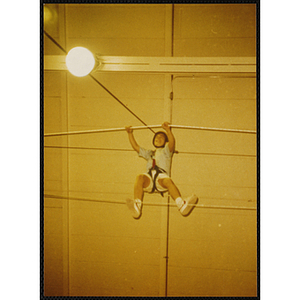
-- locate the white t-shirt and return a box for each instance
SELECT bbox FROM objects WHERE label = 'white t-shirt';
[138,143,173,176]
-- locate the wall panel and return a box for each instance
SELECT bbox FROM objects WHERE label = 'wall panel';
[66,4,166,56]
[174,4,256,57]
[168,208,256,296]
[168,43,256,295]
[44,71,69,295]
[68,198,163,296]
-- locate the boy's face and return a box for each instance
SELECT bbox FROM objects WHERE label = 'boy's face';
[154,133,166,148]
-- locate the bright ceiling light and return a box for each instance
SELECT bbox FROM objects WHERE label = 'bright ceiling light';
[44,6,53,23]
[66,47,95,77]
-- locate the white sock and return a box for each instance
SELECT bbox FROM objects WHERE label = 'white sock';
[175,197,184,208]
[135,199,142,209]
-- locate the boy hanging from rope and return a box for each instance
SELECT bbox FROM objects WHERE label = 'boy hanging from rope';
[125,121,198,219]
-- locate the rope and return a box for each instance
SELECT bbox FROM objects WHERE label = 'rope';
[44,124,256,137]
[44,145,134,152]
[44,194,256,211]
[43,30,67,54]
[171,124,256,134]
[89,74,155,133]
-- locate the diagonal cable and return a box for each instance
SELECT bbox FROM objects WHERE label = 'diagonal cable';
[43,30,155,133]
[44,30,67,54]
[88,74,155,132]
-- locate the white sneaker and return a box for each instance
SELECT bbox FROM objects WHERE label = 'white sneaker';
[126,199,142,219]
[179,194,198,216]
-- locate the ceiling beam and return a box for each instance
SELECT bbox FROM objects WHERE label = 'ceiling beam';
[44,55,256,74]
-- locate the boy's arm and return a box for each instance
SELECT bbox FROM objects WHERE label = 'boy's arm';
[125,126,140,153]
[162,122,175,153]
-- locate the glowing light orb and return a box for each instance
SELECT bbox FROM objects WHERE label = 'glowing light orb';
[66,47,95,77]
[43,6,53,23]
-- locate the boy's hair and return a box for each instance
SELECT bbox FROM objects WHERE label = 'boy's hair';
[152,131,168,148]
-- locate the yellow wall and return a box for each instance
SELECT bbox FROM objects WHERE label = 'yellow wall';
[43,3,257,297]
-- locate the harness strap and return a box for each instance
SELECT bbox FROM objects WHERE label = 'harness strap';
[148,158,166,197]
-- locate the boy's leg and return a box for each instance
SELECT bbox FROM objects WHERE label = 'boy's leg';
[134,174,150,200]
[158,177,198,216]
[158,177,181,200]
[126,174,151,219]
